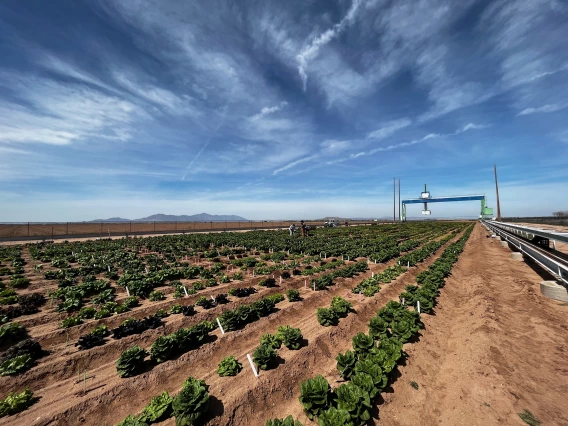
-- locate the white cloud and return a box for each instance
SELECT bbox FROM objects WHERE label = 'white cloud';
[458,123,490,132]
[250,102,288,121]
[320,140,352,154]
[367,118,411,140]
[296,0,362,90]
[0,73,143,145]
[517,103,568,116]
[273,155,318,175]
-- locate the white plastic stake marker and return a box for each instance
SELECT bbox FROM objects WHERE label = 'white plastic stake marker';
[216,318,225,335]
[183,286,189,297]
[280,276,282,284]
[247,354,259,377]
[372,272,374,278]
[211,295,216,301]
[407,261,410,268]
[126,287,130,297]
[313,282,316,291]
[108,265,111,272]
[417,300,421,314]
[304,280,307,289]
[402,297,405,305]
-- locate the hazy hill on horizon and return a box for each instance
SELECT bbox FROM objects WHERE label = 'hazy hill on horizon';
[91,213,247,222]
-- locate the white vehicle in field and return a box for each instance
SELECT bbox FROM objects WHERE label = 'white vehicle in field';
[324,219,340,228]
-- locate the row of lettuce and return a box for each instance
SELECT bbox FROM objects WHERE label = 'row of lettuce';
[266,224,474,425]
[0,223,469,421]
[112,225,472,425]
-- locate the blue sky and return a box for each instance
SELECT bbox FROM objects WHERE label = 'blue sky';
[1,0,567,221]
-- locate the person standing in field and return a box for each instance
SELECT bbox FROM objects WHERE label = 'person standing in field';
[289,223,296,236]
[301,220,306,238]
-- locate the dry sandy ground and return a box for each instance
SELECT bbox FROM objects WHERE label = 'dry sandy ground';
[379,223,568,426]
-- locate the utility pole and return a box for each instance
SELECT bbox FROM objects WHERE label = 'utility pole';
[494,164,502,221]
[398,179,401,221]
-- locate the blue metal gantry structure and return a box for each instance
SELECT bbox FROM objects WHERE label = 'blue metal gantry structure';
[401,184,493,221]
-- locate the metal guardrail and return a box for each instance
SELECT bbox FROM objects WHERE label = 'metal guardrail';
[482,221,568,285]
[488,221,568,245]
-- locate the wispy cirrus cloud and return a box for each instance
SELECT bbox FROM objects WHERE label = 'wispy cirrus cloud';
[517,103,568,116]
[367,118,411,140]
[0,0,567,220]
[0,72,144,145]
[296,0,362,91]
[250,102,288,121]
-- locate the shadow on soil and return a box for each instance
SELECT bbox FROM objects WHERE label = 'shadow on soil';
[202,395,225,423]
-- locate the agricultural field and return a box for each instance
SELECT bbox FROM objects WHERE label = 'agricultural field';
[1,221,565,426]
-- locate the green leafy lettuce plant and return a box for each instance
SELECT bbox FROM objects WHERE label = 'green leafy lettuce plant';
[0,354,33,376]
[276,326,303,350]
[368,315,391,341]
[353,358,387,398]
[217,356,243,377]
[172,377,209,426]
[330,296,352,318]
[351,332,374,355]
[0,322,27,345]
[298,375,335,420]
[60,316,83,329]
[137,391,173,423]
[335,383,371,426]
[335,350,356,380]
[260,333,282,350]
[252,344,277,370]
[117,345,148,378]
[0,388,36,417]
[317,407,354,426]
[150,335,177,364]
[286,289,301,302]
[265,415,303,426]
[116,415,148,426]
[317,308,339,327]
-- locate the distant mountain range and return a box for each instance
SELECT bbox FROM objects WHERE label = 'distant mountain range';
[91,213,247,222]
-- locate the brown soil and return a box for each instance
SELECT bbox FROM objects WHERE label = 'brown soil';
[3,223,566,426]
[378,223,568,426]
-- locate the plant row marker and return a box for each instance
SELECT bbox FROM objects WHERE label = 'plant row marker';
[247,353,259,377]
[216,318,225,335]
